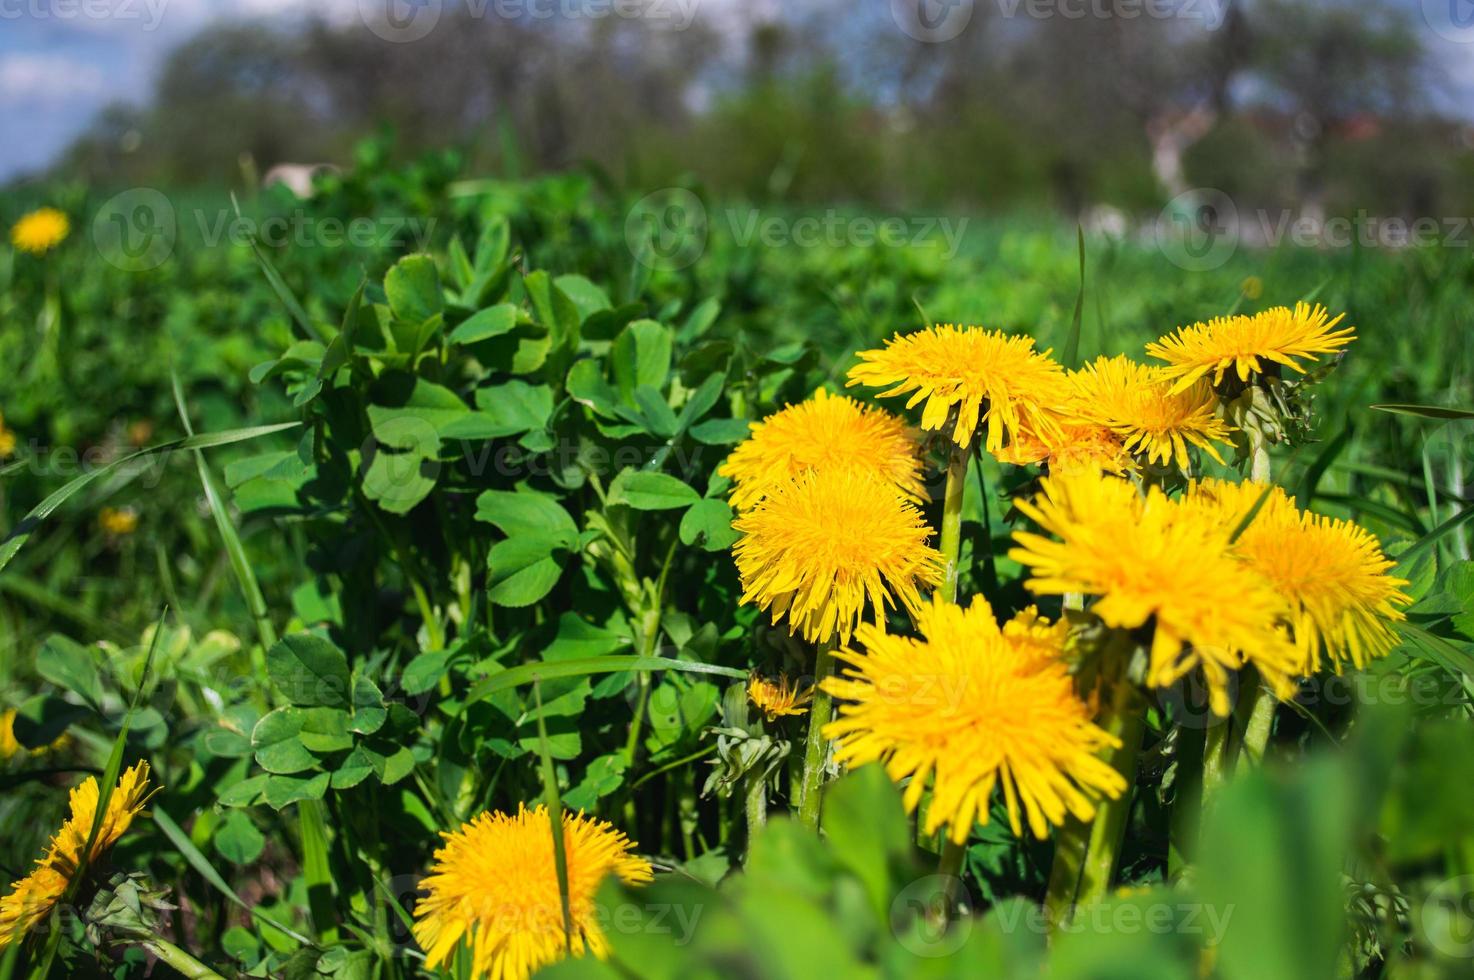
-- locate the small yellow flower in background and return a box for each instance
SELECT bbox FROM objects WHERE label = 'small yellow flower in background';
[1009,469,1300,716]
[747,671,812,721]
[1146,302,1355,393]
[126,420,155,448]
[1188,479,1410,675]
[824,596,1126,842]
[412,805,652,980]
[10,208,70,255]
[1240,276,1264,300]
[0,709,71,760]
[732,468,944,646]
[719,388,926,512]
[0,411,15,458]
[99,507,139,537]
[0,762,155,950]
[1068,355,1235,470]
[847,324,1070,452]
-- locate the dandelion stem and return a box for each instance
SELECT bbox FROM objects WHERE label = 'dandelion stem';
[745,769,768,836]
[1074,681,1146,911]
[797,641,836,829]
[140,938,228,979]
[1235,682,1277,773]
[939,443,970,602]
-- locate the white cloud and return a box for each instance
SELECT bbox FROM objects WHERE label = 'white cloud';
[0,52,108,102]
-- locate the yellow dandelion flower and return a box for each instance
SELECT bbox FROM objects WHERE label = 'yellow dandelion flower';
[1068,355,1235,469]
[412,805,653,980]
[732,469,944,646]
[1008,470,1299,716]
[747,671,812,721]
[98,507,139,537]
[0,709,71,760]
[719,388,925,512]
[10,208,70,255]
[823,597,1127,842]
[847,325,1070,452]
[1001,605,1073,668]
[1188,479,1410,675]
[0,411,15,458]
[1147,302,1356,393]
[0,762,155,950]
[996,417,1134,476]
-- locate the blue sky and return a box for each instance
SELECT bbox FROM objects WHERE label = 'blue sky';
[2,0,1472,182]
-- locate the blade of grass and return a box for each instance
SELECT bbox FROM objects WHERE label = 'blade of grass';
[1371,404,1474,421]
[1061,224,1085,368]
[297,800,338,944]
[171,373,277,649]
[533,681,574,950]
[230,193,323,343]
[151,807,313,947]
[1296,422,1353,508]
[465,655,747,706]
[0,423,299,574]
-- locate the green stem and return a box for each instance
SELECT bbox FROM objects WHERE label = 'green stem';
[797,642,837,830]
[1248,425,1271,484]
[1235,682,1277,774]
[140,938,228,979]
[938,443,969,602]
[745,769,767,836]
[1075,684,1146,910]
[1043,814,1090,928]
[1200,716,1233,810]
[936,837,967,917]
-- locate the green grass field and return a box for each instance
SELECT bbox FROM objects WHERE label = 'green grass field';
[2,160,1473,979]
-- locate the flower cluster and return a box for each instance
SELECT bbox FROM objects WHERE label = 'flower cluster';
[722,303,1408,847]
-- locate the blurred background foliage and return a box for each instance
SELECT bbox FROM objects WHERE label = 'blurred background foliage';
[15,0,1472,222]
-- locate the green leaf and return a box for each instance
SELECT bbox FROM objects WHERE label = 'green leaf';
[402,650,451,696]
[472,380,555,436]
[362,449,437,514]
[35,634,102,710]
[476,489,578,545]
[690,418,752,444]
[367,378,470,454]
[385,254,443,325]
[679,498,739,551]
[612,319,672,403]
[525,270,581,349]
[567,359,620,417]
[267,634,351,708]
[215,810,265,865]
[488,537,567,607]
[820,765,914,924]
[608,470,699,511]
[553,274,612,323]
[252,707,317,774]
[449,304,518,345]
[263,772,330,809]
